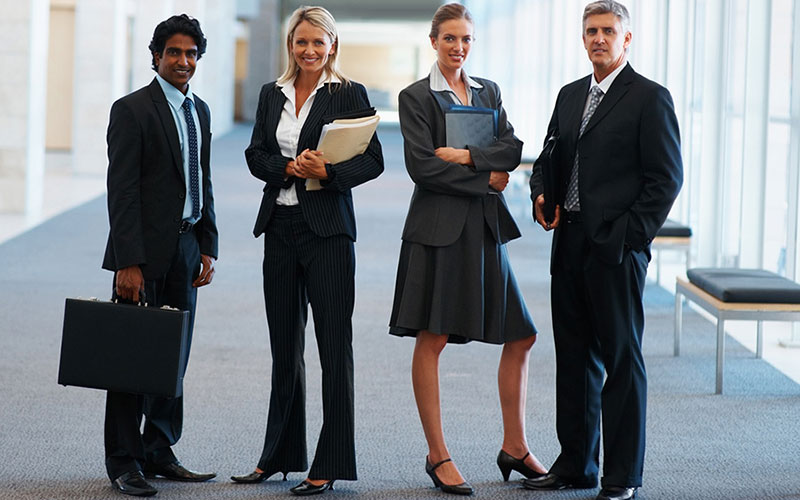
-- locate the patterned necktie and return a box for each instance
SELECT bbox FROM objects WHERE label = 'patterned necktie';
[181,97,200,220]
[564,86,604,211]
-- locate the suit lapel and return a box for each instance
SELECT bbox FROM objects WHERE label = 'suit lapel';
[567,77,592,142]
[582,63,634,136]
[470,85,489,108]
[265,84,286,151]
[297,84,333,154]
[148,79,184,181]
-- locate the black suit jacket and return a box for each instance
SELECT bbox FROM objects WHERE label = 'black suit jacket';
[531,63,683,267]
[244,81,384,240]
[398,76,523,247]
[102,78,219,280]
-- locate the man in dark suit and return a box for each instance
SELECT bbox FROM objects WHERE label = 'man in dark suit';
[101,14,218,497]
[526,2,682,500]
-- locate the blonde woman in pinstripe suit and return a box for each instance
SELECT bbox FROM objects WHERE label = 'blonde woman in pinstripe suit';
[233,6,383,496]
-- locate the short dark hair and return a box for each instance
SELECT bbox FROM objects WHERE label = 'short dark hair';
[429,3,473,39]
[149,14,207,71]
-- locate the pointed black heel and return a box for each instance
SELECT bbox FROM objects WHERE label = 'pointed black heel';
[289,479,335,496]
[230,469,288,483]
[425,457,474,496]
[496,450,545,481]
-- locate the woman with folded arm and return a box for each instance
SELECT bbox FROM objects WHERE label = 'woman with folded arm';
[233,5,383,496]
[388,3,547,495]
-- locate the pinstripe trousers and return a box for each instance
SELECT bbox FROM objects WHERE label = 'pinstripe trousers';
[258,205,357,480]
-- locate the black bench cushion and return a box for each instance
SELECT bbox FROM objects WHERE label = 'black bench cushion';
[686,268,800,303]
[657,219,692,237]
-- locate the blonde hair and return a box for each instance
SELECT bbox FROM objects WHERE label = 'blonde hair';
[277,6,350,87]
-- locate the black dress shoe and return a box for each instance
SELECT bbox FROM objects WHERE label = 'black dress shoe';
[496,450,545,481]
[425,457,474,496]
[597,486,637,500]
[522,472,597,490]
[143,461,216,482]
[289,479,336,496]
[231,469,288,483]
[111,471,157,497]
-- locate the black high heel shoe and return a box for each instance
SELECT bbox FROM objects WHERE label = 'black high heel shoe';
[289,479,335,496]
[230,469,287,483]
[425,457,474,496]
[497,450,545,481]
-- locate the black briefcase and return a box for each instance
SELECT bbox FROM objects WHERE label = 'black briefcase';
[58,298,189,397]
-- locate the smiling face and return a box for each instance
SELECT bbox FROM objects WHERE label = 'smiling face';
[154,33,198,94]
[431,18,473,75]
[291,20,335,78]
[582,12,631,81]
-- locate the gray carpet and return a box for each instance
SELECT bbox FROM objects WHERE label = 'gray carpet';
[1,124,799,500]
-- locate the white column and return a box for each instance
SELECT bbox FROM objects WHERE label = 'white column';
[242,0,281,122]
[0,0,49,215]
[183,0,237,136]
[71,0,128,175]
[130,0,174,90]
[694,0,728,266]
[738,0,771,268]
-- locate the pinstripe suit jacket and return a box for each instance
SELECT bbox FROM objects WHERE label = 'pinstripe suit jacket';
[245,80,384,240]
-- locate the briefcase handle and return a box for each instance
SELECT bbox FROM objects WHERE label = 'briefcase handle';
[111,289,148,307]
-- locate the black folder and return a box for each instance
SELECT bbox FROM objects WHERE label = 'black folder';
[445,105,498,149]
[535,133,560,223]
[58,298,189,397]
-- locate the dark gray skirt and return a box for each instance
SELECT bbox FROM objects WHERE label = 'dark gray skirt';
[389,203,536,345]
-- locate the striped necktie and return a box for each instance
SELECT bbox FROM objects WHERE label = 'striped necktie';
[564,86,604,211]
[181,97,200,221]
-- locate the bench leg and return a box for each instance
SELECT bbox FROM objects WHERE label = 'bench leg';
[674,287,683,356]
[716,318,725,394]
[756,321,764,359]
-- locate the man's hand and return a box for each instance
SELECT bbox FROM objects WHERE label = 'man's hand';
[116,265,144,302]
[489,171,510,192]
[533,194,561,230]
[193,254,216,287]
[434,147,472,166]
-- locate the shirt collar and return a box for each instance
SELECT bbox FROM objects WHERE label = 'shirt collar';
[279,72,341,104]
[591,61,627,94]
[155,73,194,109]
[428,62,482,93]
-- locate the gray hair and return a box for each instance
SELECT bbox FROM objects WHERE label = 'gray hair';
[582,0,631,34]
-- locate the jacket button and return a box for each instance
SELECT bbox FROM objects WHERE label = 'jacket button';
[173,217,179,222]
[179,193,185,199]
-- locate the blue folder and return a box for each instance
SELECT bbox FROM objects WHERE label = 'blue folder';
[445,105,498,149]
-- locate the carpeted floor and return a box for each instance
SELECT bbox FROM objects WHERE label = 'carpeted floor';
[0,124,798,500]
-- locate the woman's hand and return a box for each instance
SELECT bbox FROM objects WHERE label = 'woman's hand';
[435,147,473,166]
[292,149,328,179]
[488,171,509,192]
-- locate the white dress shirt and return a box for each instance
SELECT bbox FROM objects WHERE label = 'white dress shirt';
[428,62,482,106]
[583,61,627,115]
[275,73,340,206]
[155,73,203,221]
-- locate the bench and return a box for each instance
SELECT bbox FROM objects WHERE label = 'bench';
[653,219,692,283]
[674,268,800,394]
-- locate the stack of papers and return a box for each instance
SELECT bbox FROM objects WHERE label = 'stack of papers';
[306,114,381,190]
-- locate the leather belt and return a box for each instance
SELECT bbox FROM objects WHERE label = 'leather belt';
[564,211,582,224]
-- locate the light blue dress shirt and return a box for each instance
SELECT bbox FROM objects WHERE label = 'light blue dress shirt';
[155,73,204,222]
